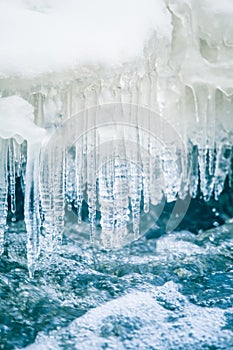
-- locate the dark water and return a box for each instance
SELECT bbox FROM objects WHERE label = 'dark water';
[0,209,233,350]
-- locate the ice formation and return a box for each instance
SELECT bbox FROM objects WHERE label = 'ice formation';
[0,0,233,275]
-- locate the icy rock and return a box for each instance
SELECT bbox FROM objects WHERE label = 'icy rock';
[23,282,233,350]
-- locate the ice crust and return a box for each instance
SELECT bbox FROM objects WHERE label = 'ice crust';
[0,0,233,274]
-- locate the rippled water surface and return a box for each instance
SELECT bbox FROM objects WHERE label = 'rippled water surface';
[1,219,233,349]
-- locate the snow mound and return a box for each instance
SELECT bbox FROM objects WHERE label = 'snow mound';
[0,0,171,78]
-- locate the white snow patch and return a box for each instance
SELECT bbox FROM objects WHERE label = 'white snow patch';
[0,0,172,78]
[0,96,46,142]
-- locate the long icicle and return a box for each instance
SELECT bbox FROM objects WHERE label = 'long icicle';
[8,139,16,221]
[24,142,41,277]
[0,139,8,255]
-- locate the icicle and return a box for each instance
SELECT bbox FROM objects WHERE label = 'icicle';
[207,88,216,176]
[150,154,164,205]
[99,159,115,248]
[0,139,8,255]
[14,140,21,177]
[53,146,65,246]
[214,144,231,199]
[75,143,84,224]
[139,73,151,214]
[229,147,233,189]
[112,155,130,246]
[24,142,41,277]
[40,140,65,253]
[162,148,179,202]
[190,145,199,198]
[31,92,45,127]
[8,139,16,220]
[192,85,215,200]
[129,162,143,241]
[86,139,97,244]
[19,141,28,195]
[85,84,99,243]
[198,148,211,201]
[65,148,76,208]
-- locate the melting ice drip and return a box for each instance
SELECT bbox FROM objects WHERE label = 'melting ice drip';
[0,0,233,276]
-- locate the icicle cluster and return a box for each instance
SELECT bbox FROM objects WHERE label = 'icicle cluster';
[0,0,233,276]
[0,139,27,254]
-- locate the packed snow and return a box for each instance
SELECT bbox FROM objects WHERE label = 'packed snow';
[0,0,172,78]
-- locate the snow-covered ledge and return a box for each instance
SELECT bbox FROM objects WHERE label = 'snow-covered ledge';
[0,0,233,275]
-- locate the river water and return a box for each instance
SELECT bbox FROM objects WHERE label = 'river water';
[1,212,233,350]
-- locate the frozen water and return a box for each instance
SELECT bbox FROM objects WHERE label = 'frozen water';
[0,1,233,349]
[0,0,233,275]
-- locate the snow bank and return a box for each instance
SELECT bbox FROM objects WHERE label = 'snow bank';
[0,0,172,78]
